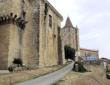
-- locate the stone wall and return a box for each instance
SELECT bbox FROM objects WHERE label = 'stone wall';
[62,27,75,48]
[0,25,10,69]
[8,24,20,66]
[0,0,65,69]
[0,0,24,69]
[9,0,41,68]
[22,0,40,68]
[0,0,12,15]
[62,27,80,51]
[39,0,64,66]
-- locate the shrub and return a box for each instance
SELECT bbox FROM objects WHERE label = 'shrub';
[13,58,23,66]
[8,66,13,72]
[106,74,110,79]
[73,61,87,72]
[106,66,110,73]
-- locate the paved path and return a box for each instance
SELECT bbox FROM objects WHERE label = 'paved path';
[16,62,74,85]
[0,70,9,74]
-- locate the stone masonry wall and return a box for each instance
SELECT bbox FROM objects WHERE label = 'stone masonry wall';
[22,0,40,68]
[0,0,12,15]
[8,25,20,66]
[0,25,10,69]
[0,0,40,69]
[39,0,64,66]
[0,0,16,69]
[62,27,76,49]
[8,0,40,68]
[0,0,65,69]
[61,26,80,61]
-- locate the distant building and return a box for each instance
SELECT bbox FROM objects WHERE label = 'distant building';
[80,48,99,61]
[86,56,97,61]
[100,58,110,69]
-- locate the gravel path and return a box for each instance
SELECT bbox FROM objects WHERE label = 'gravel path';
[16,62,74,85]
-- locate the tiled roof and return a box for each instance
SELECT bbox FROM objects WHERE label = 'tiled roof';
[63,17,74,28]
[80,48,98,52]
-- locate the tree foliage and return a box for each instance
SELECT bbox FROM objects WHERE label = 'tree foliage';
[64,45,75,60]
[74,61,87,72]
[13,58,23,66]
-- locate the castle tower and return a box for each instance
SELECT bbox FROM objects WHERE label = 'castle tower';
[62,17,80,61]
[62,17,76,48]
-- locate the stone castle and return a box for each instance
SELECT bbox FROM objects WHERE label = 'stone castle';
[0,0,99,70]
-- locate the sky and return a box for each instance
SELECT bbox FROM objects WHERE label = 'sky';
[48,0,110,59]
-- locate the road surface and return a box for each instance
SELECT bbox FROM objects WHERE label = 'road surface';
[16,62,74,85]
[0,70,9,74]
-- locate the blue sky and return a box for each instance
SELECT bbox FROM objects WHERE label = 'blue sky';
[48,0,110,59]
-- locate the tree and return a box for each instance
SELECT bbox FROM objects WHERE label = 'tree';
[64,45,75,61]
[13,58,23,66]
[73,61,87,72]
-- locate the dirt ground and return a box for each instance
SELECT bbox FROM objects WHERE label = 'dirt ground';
[54,65,110,85]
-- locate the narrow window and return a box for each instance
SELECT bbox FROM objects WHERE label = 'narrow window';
[49,15,52,27]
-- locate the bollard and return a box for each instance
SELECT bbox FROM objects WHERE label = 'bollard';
[75,64,79,72]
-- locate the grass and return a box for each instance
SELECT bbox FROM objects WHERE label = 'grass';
[52,71,83,85]
[52,65,110,85]
[32,63,70,78]
[13,63,69,85]
[52,80,65,85]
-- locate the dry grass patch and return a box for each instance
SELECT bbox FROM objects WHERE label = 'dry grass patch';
[53,65,110,85]
[0,64,67,85]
